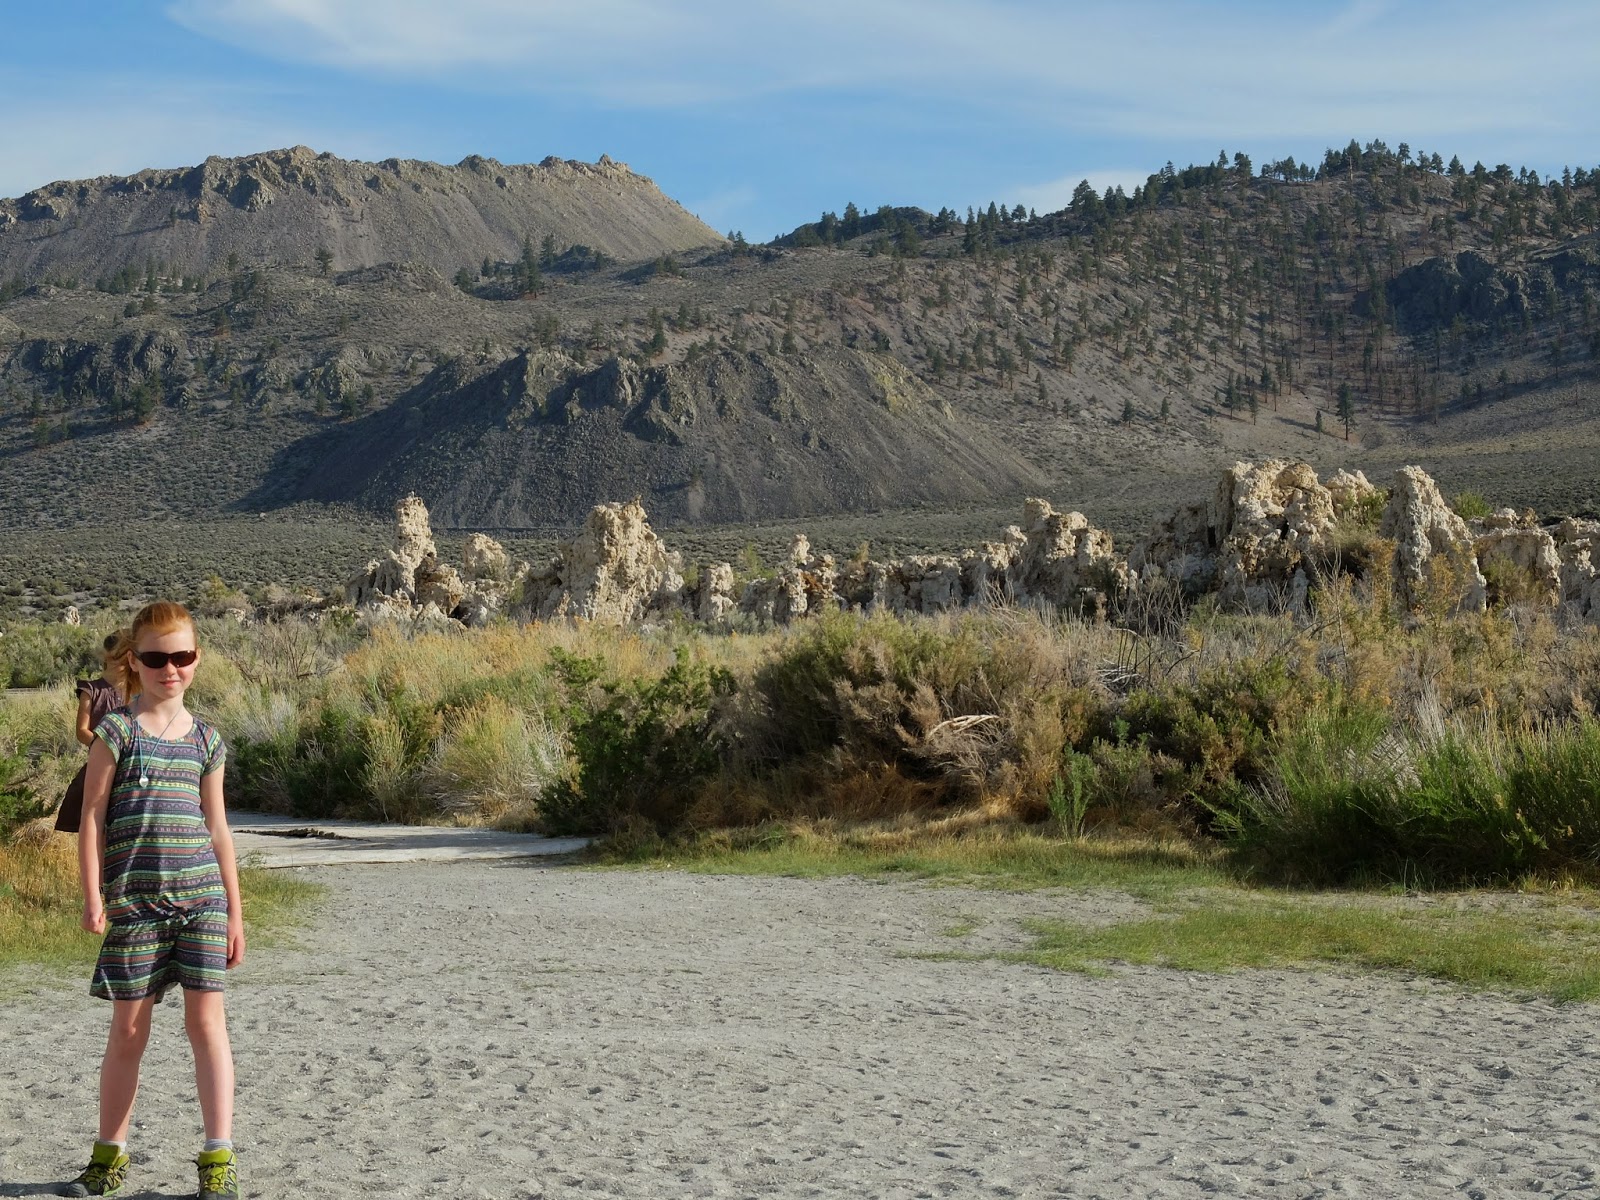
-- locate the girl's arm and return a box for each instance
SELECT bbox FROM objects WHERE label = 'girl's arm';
[75,690,96,746]
[79,740,116,933]
[200,769,246,969]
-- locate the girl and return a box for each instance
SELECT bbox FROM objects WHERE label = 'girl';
[68,601,244,1200]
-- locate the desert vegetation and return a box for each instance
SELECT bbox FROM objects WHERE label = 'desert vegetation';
[6,572,1598,890]
[7,566,1600,995]
[0,831,317,980]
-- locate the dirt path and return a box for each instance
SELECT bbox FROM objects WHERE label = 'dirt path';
[2,864,1597,1198]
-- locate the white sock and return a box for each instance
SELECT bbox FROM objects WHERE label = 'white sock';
[202,1139,233,1153]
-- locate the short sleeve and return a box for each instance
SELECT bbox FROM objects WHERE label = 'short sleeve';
[200,724,228,776]
[75,678,94,700]
[95,710,132,759]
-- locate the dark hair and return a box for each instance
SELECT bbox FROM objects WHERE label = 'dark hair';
[103,633,121,653]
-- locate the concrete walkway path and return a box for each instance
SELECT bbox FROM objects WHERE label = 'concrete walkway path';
[230,810,589,867]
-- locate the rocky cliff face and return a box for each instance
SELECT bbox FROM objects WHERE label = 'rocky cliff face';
[1385,244,1600,333]
[0,147,719,281]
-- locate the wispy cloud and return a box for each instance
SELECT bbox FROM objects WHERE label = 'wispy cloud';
[1013,170,1147,215]
[1317,0,1392,40]
[164,0,1600,158]
[0,72,382,199]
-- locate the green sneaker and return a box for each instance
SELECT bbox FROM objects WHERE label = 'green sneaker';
[196,1147,239,1200]
[60,1141,129,1197]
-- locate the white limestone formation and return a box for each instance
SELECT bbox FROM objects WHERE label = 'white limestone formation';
[1129,460,1340,612]
[529,499,686,625]
[1380,466,1487,613]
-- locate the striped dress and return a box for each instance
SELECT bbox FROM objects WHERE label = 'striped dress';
[90,706,229,1000]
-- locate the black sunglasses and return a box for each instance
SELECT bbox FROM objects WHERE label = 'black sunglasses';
[132,649,198,669]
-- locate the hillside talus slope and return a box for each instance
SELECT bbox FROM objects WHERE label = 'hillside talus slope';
[273,346,1045,525]
[0,146,718,281]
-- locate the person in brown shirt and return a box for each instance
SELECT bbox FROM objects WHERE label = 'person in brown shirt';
[55,634,124,833]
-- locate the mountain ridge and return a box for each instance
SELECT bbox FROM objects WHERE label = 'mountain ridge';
[1,141,1597,539]
[0,145,720,282]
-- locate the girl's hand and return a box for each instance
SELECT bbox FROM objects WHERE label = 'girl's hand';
[81,903,106,935]
[226,917,246,969]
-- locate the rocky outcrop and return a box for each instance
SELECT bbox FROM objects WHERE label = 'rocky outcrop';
[294,344,1048,528]
[347,494,439,606]
[1380,466,1487,612]
[522,499,687,625]
[695,563,738,624]
[1007,500,1128,606]
[1473,509,1562,606]
[1128,459,1342,611]
[1324,469,1379,519]
[344,494,523,626]
[739,536,843,624]
[463,533,510,581]
[820,499,1123,620]
[0,147,720,284]
[1552,518,1600,620]
[331,465,1600,634]
[21,330,191,410]
[1382,250,1577,332]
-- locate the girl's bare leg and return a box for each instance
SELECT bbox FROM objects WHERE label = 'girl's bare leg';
[99,997,156,1142]
[184,989,234,1142]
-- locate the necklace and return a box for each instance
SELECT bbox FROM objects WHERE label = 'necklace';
[135,701,183,788]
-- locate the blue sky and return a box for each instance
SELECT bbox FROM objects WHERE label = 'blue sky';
[2,0,1595,241]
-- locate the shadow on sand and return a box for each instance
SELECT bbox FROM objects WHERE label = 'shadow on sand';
[0,1186,188,1199]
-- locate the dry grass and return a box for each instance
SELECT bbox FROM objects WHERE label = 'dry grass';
[595,812,1230,899]
[1008,894,1600,1003]
[0,826,323,980]
[6,592,1600,871]
[592,812,1600,1002]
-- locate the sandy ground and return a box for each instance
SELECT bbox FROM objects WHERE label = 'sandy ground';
[2,864,1598,1199]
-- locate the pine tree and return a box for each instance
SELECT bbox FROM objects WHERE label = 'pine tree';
[841,202,861,239]
[519,237,543,296]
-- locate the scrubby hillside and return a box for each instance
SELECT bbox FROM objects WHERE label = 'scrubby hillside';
[0,140,1597,545]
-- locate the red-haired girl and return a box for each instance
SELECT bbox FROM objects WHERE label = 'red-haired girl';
[68,601,242,1200]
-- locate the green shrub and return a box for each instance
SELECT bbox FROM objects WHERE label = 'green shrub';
[1342,488,1388,529]
[1122,654,1316,814]
[1217,706,1600,885]
[0,624,106,688]
[540,647,732,834]
[1451,491,1492,520]
[748,610,989,767]
[0,751,52,842]
[227,696,369,818]
[1047,752,1095,837]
